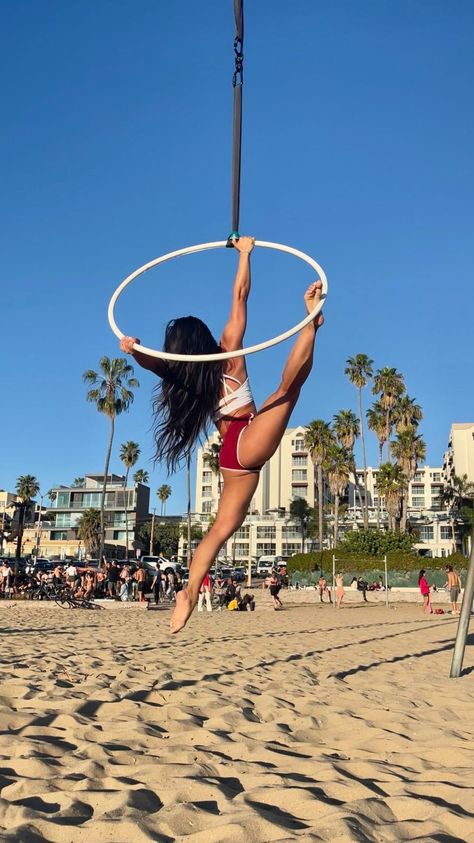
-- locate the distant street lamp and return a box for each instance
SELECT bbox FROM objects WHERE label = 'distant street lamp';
[34,493,45,558]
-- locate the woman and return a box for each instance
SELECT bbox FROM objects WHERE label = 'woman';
[120,236,324,632]
[335,573,345,609]
[418,569,432,614]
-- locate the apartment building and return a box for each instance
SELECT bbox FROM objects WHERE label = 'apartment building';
[443,423,474,485]
[32,474,150,559]
[193,427,454,561]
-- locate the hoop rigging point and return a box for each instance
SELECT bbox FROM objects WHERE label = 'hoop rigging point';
[107,240,328,362]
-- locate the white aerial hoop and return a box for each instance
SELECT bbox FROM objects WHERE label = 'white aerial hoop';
[108,240,328,362]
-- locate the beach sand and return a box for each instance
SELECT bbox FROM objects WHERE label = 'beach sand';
[0,596,473,842]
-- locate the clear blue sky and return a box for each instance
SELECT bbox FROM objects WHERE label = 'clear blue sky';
[2,1,473,512]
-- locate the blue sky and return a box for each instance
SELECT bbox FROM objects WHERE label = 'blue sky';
[2,1,473,513]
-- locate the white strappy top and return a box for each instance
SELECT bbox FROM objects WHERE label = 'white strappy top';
[214,374,254,422]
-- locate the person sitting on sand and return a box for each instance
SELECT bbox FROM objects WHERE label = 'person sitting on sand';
[238,593,255,611]
[120,236,324,633]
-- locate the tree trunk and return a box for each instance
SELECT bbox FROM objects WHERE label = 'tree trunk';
[15,503,26,574]
[386,409,392,463]
[400,493,407,534]
[99,416,115,566]
[317,464,324,551]
[376,441,383,530]
[334,495,339,548]
[124,468,130,561]
[358,386,369,529]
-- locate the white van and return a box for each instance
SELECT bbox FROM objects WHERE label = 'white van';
[256,555,282,576]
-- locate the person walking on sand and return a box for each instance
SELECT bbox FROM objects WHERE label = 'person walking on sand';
[418,569,432,614]
[120,236,324,633]
[335,573,345,609]
[269,569,283,610]
[445,565,461,615]
[197,572,213,612]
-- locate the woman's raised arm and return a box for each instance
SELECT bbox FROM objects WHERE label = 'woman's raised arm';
[120,336,167,377]
[220,236,255,352]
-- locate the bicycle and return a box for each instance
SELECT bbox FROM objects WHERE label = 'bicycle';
[54,587,97,609]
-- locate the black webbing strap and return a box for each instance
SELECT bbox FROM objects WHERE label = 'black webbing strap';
[227,0,244,246]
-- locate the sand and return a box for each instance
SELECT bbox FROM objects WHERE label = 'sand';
[0,594,473,843]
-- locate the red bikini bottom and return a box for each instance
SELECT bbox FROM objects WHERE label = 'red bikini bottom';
[219,414,263,472]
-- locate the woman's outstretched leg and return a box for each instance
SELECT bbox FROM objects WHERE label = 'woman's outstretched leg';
[238,281,324,470]
[171,472,259,633]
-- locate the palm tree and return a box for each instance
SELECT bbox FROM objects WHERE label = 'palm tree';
[77,508,101,558]
[391,430,426,532]
[157,484,172,516]
[345,354,373,528]
[83,357,139,565]
[324,445,351,548]
[333,409,362,521]
[375,463,406,532]
[47,489,57,505]
[372,368,405,461]
[133,469,149,485]
[392,395,423,434]
[366,401,391,529]
[304,420,335,551]
[14,475,40,569]
[289,498,313,553]
[203,442,222,490]
[120,441,140,559]
[72,477,85,487]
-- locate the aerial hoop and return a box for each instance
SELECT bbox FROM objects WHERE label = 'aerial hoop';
[108,240,328,362]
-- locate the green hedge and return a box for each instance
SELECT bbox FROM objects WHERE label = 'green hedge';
[286,549,469,576]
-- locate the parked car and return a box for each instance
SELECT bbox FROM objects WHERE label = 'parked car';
[231,566,246,582]
[140,556,179,575]
[256,555,282,576]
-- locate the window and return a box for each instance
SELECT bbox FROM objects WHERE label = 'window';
[431,472,442,481]
[57,492,70,507]
[257,526,276,539]
[413,472,424,481]
[281,542,301,556]
[234,544,249,557]
[51,531,68,541]
[292,456,307,466]
[202,471,212,483]
[81,492,100,508]
[412,498,425,508]
[282,526,300,539]
[256,543,276,555]
[419,526,433,541]
[201,486,212,498]
[113,530,125,541]
[440,526,452,540]
[292,487,308,499]
[202,500,212,513]
[112,512,126,527]
[234,526,249,539]
[411,485,425,494]
[292,469,307,481]
[292,438,306,452]
[55,513,80,528]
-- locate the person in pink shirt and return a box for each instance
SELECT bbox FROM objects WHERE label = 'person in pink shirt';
[418,569,432,614]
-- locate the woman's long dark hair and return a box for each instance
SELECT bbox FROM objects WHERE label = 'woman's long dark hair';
[152,316,224,473]
[418,569,426,584]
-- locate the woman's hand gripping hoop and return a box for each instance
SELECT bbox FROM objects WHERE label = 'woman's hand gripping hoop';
[108,240,328,362]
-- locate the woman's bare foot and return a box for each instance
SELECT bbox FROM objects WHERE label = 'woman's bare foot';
[304,280,324,326]
[170,588,194,634]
